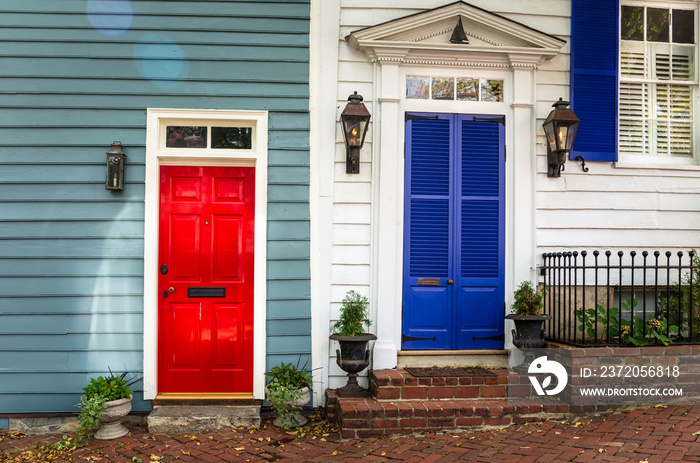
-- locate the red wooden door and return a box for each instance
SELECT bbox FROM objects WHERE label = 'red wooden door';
[158,166,255,393]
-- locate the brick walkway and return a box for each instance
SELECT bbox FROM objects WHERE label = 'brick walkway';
[2,405,700,462]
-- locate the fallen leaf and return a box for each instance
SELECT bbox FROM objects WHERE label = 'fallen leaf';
[455,443,462,447]
[599,449,606,453]
[331,451,337,456]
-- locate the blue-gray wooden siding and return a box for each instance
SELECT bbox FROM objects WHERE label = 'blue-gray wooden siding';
[0,0,311,413]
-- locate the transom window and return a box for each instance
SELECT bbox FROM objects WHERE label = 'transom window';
[619,4,697,158]
[160,121,255,151]
[406,75,504,102]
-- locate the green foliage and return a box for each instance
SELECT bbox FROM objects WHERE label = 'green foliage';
[511,281,544,316]
[264,358,312,391]
[265,357,312,430]
[82,368,140,402]
[75,394,107,442]
[658,250,700,341]
[576,297,679,346]
[331,290,372,336]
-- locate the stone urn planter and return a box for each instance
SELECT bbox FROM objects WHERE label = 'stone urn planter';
[330,333,377,397]
[265,386,310,428]
[506,314,552,349]
[95,395,132,440]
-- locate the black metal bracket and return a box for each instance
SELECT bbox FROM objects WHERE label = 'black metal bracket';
[472,334,505,342]
[405,114,440,121]
[402,333,437,344]
[472,116,505,125]
[574,155,589,172]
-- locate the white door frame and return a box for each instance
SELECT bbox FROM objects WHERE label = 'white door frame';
[143,108,268,400]
[370,62,539,370]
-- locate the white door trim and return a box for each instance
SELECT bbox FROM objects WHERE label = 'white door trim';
[143,108,268,400]
[370,63,537,370]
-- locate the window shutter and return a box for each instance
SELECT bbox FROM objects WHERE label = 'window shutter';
[406,116,451,278]
[571,0,619,162]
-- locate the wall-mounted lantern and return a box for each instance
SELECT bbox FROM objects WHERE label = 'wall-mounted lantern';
[542,98,580,177]
[340,91,371,174]
[105,141,126,190]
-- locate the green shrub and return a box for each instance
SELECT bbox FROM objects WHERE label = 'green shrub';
[511,281,544,316]
[332,290,372,336]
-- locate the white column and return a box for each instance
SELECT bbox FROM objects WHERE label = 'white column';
[506,64,538,355]
[372,62,402,370]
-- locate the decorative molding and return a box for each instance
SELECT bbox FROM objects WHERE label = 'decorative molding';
[379,97,402,103]
[347,2,565,71]
[511,102,534,109]
[404,59,510,68]
[410,27,453,42]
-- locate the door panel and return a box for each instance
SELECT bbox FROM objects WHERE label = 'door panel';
[158,166,255,393]
[403,113,504,350]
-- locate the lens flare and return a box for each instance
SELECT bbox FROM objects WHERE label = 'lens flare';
[134,34,189,89]
[86,0,134,37]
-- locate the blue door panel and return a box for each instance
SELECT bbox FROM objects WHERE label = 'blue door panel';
[456,286,503,349]
[404,285,451,349]
[403,113,504,350]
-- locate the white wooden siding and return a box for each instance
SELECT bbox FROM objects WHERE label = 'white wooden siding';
[323,0,700,389]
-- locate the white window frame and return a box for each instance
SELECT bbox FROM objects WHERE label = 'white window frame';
[143,108,268,401]
[618,0,700,166]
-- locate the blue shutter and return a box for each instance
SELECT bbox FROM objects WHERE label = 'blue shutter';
[456,117,504,349]
[571,0,619,162]
[403,114,453,349]
[407,117,451,278]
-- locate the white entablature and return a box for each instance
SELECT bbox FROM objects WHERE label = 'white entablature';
[346,0,566,68]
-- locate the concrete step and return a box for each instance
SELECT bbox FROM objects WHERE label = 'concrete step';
[397,349,508,369]
[147,405,261,434]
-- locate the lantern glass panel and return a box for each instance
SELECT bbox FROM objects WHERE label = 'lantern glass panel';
[543,121,557,152]
[106,154,124,190]
[344,119,367,148]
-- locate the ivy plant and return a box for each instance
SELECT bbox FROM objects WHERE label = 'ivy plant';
[265,358,312,430]
[82,368,140,402]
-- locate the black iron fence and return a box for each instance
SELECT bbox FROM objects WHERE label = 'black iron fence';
[541,250,700,347]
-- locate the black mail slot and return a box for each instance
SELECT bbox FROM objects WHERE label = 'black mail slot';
[188,287,226,298]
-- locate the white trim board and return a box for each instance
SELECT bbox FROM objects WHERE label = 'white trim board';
[143,108,268,401]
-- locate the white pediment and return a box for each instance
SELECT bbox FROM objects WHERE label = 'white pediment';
[347,1,566,68]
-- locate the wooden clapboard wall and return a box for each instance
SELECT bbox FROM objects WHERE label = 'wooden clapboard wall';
[0,0,310,413]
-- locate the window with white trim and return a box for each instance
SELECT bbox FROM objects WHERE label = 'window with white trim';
[619,3,697,159]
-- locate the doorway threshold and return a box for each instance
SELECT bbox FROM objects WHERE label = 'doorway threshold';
[397,349,508,368]
[153,392,260,406]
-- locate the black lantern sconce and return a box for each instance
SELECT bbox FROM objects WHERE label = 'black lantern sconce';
[542,98,581,177]
[105,141,126,190]
[340,91,371,174]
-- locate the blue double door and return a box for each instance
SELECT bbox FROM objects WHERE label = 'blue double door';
[402,113,505,350]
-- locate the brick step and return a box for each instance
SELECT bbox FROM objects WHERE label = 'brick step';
[370,368,509,400]
[326,390,572,439]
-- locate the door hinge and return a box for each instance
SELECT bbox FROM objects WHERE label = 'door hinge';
[472,116,505,124]
[406,113,440,121]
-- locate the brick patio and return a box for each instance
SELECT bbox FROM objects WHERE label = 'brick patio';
[2,405,700,462]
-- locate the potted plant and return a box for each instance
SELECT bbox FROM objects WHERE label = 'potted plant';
[505,281,551,349]
[79,369,140,440]
[265,358,312,429]
[329,290,376,397]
